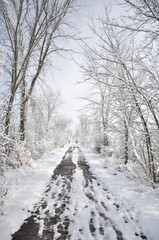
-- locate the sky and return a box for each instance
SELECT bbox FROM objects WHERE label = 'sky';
[49,0,120,129]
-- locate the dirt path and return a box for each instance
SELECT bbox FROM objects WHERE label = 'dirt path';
[12,147,147,240]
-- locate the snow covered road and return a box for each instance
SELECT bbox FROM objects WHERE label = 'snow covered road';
[11,147,148,240]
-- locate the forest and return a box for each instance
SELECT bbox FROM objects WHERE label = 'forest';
[1,1,159,239]
[0,0,159,201]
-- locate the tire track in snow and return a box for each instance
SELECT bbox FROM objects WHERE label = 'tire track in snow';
[12,147,76,240]
[12,147,148,240]
[68,148,124,240]
[68,147,148,240]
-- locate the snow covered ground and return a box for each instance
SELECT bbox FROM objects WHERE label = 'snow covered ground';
[0,146,159,240]
[0,148,66,240]
[83,148,159,240]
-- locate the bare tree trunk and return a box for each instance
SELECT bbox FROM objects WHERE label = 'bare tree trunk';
[20,102,26,141]
[124,120,129,165]
[101,88,109,147]
[20,78,26,141]
[103,131,109,147]
[135,98,156,183]
[5,94,14,136]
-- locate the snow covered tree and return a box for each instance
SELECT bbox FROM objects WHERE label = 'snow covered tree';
[80,48,114,152]
[52,116,73,148]
[80,6,159,183]
[76,114,91,146]
[26,87,62,155]
[0,0,78,140]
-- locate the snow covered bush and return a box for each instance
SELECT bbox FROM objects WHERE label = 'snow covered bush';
[100,146,114,158]
[0,134,33,174]
[9,140,32,168]
[0,133,33,214]
[93,134,104,153]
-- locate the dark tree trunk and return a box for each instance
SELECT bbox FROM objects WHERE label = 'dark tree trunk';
[124,120,129,165]
[20,79,26,141]
[5,94,14,136]
[135,99,156,183]
[20,101,26,141]
[103,131,109,147]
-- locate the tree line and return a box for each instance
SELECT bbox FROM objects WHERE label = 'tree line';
[77,0,159,183]
[0,0,77,173]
